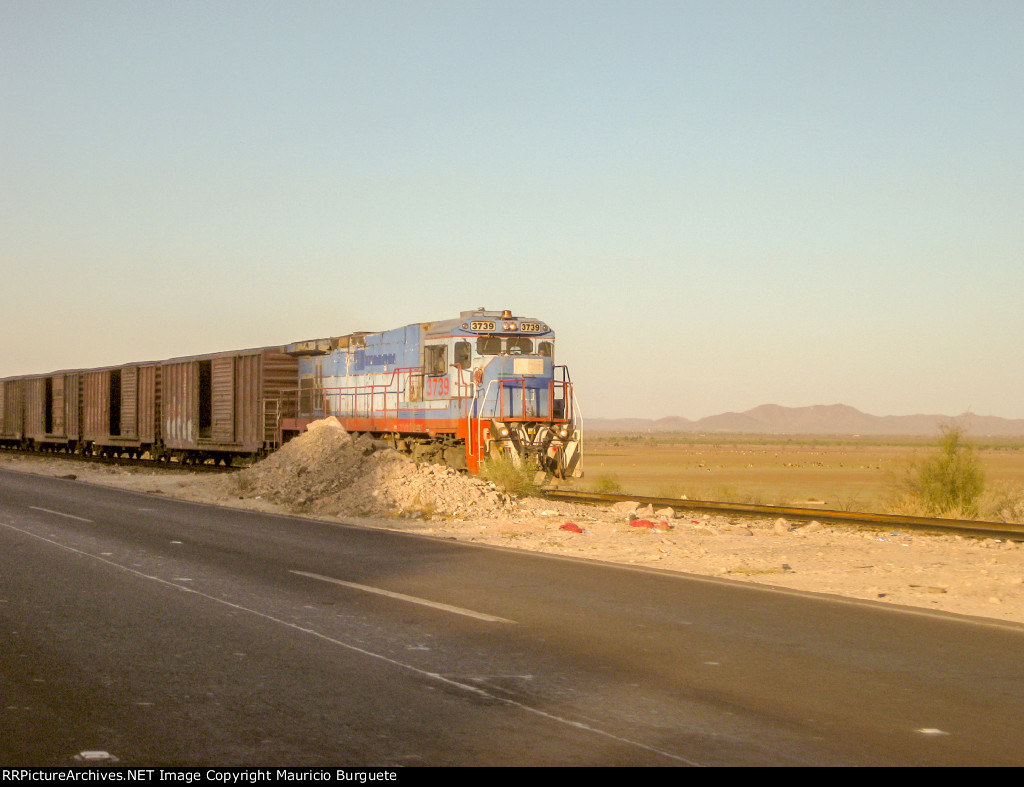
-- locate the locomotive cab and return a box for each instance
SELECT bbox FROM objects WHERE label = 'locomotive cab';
[450,309,582,478]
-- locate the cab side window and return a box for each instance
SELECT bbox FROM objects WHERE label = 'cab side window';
[454,341,471,368]
[424,345,446,376]
[538,341,553,357]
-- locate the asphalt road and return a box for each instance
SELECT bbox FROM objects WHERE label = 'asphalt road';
[2,467,1023,766]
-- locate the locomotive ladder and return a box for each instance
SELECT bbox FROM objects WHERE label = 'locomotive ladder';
[262,397,281,450]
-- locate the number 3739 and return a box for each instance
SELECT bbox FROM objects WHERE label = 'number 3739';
[426,376,450,397]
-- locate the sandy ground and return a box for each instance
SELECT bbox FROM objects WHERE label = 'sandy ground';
[4,444,1024,629]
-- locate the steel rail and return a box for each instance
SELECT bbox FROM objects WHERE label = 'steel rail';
[0,447,234,474]
[541,489,1024,541]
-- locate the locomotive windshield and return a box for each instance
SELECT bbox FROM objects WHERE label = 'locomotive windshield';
[506,338,533,355]
[475,336,550,356]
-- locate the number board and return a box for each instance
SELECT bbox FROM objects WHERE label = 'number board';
[470,320,495,331]
[519,322,543,333]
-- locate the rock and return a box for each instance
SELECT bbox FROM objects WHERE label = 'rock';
[774,518,792,534]
[655,507,676,519]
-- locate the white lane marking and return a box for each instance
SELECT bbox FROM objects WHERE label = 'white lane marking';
[289,570,517,625]
[29,506,93,523]
[74,751,119,763]
[0,521,699,766]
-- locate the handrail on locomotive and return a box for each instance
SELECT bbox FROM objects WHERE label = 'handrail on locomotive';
[275,363,582,478]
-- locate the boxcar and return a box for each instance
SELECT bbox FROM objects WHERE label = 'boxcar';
[159,346,298,464]
[0,377,25,446]
[22,370,82,452]
[81,362,159,458]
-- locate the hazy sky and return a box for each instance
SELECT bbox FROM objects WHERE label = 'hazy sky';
[3,1,1022,420]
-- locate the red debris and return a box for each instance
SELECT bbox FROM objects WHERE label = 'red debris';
[560,522,583,533]
[631,519,672,530]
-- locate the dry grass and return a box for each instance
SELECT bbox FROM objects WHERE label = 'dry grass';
[571,433,1024,519]
[982,484,1024,523]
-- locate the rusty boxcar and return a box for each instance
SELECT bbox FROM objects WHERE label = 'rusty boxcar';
[158,347,298,465]
[22,370,83,452]
[81,362,160,458]
[0,377,26,446]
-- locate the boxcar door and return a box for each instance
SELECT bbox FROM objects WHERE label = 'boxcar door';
[120,367,138,440]
[50,376,63,436]
[211,356,236,443]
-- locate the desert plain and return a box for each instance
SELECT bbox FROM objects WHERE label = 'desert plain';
[575,433,1024,516]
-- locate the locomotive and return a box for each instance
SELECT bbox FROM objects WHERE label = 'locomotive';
[0,308,583,478]
[281,308,582,477]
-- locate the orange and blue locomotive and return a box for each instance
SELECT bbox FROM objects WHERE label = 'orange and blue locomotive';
[281,308,583,477]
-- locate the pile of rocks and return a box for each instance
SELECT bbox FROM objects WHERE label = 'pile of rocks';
[227,418,510,519]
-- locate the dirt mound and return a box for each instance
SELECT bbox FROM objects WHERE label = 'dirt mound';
[228,417,510,519]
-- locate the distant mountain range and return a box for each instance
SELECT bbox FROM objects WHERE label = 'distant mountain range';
[587,404,1024,437]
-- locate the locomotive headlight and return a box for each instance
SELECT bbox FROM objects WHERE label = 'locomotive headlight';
[558,425,570,438]
[499,426,510,438]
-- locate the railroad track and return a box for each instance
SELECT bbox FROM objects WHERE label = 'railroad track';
[0,447,235,474]
[541,489,1024,542]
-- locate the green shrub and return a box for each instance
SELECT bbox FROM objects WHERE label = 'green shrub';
[890,424,985,518]
[478,454,542,498]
